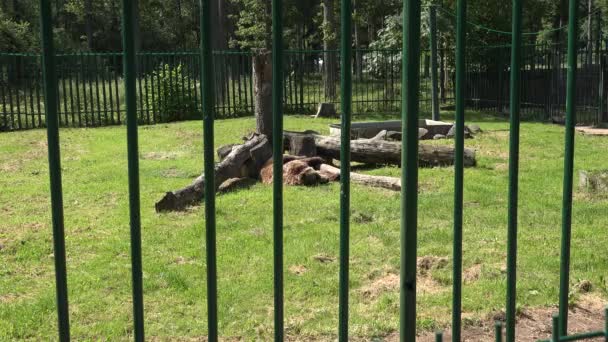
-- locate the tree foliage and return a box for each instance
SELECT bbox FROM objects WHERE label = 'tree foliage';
[1,0,606,53]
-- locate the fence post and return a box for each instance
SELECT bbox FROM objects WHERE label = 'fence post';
[495,321,503,342]
[430,4,440,121]
[39,0,71,340]
[604,307,607,341]
[552,314,560,342]
[121,0,145,340]
[271,0,285,340]
[199,0,218,340]
[452,1,466,341]
[506,0,523,341]
[559,0,579,336]
[338,0,352,341]
[400,0,421,341]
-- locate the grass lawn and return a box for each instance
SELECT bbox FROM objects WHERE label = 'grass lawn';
[1,112,607,340]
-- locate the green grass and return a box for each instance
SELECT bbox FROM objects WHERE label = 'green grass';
[1,112,607,340]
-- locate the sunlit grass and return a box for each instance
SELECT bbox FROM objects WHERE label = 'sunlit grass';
[0,112,607,340]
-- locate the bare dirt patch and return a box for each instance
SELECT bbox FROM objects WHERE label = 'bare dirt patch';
[174,256,196,265]
[141,151,184,160]
[463,264,482,283]
[361,273,400,299]
[288,265,308,276]
[414,294,608,342]
[361,257,450,300]
[312,254,336,263]
[0,293,19,303]
[161,167,189,178]
[417,256,449,275]
[494,163,509,171]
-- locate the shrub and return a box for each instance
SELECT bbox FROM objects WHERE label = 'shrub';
[145,63,200,123]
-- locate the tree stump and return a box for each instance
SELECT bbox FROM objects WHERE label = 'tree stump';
[288,134,317,157]
[315,103,337,118]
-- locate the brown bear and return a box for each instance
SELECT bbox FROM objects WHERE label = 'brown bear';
[260,156,331,186]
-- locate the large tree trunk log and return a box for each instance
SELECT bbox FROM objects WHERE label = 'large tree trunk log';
[155,134,272,212]
[284,131,476,167]
[319,164,401,191]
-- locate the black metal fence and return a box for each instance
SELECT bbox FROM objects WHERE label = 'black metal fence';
[464,43,608,124]
[0,49,439,131]
[1,45,607,131]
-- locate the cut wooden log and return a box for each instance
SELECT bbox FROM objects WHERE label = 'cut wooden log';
[155,134,272,212]
[367,130,388,141]
[284,131,476,167]
[218,177,257,193]
[319,164,401,191]
[217,144,237,161]
[288,133,317,156]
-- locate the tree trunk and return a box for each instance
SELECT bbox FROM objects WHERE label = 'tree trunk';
[284,131,476,167]
[319,164,401,191]
[323,0,338,100]
[84,0,93,50]
[586,0,593,66]
[155,134,272,212]
[253,50,273,141]
[353,0,363,78]
[211,0,228,103]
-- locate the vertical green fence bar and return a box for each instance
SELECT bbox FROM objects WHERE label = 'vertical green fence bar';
[199,0,218,340]
[452,0,466,340]
[559,0,579,336]
[39,1,70,340]
[506,0,523,341]
[271,0,284,340]
[339,0,352,341]
[552,314,559,342]
[605,307,607,341]
[495,322,503,342]
[400,0,421,341]
[121,0,145,340]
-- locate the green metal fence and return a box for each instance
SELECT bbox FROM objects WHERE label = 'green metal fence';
[32,0,608,341]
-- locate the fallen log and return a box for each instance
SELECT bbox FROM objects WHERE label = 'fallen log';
[155,134,272,212]
[284,131,476,167]
[319,164,401,191]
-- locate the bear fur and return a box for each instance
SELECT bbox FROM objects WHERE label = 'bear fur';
[260,156,331,186]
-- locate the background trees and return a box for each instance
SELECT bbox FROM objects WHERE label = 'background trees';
[0,0,606,53]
